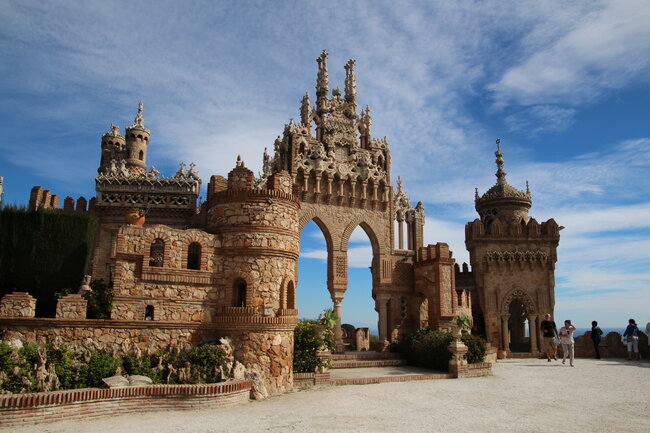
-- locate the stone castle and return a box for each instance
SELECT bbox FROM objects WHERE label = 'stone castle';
[2,51,560,393]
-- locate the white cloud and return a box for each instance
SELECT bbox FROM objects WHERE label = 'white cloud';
[490,1,650,107]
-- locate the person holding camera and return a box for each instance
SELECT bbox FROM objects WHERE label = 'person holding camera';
[540,313,558,362]
[559,319,576,366]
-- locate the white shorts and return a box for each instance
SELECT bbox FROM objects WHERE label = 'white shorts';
[627,336,639,353]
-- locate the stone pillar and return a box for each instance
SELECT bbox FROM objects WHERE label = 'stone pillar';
[528,314,538,354]
[499,314,510,358]
[398,219,404,249]
[448,327,469,378]
[332,297,343,350]
[377,294,390,346]
[56,293,88,319]
[0,292,36,317]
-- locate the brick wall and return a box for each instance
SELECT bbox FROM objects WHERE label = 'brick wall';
[0,381,252,427]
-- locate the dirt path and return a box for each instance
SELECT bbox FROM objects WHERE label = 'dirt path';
[5,358,649,433]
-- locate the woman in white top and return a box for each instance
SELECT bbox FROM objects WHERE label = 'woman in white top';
[559,320,577,366]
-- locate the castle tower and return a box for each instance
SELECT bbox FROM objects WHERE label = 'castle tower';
[206,157,300,394]
[466,139,560,358]
[99,124,126,174]
[124,101,150,176]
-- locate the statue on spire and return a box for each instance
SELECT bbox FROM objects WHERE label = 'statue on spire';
[344,59,357,107]
[316,50,329,96]
[134,101,144,127]
[300,93,311,126]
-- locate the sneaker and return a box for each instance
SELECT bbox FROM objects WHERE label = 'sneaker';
[570,364,574,367]
[547,359,551,362]
[562,360,565,364]
[553,357,557,361]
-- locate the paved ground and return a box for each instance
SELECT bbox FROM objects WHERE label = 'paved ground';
[5,358,650,433]
[329,365,441,379]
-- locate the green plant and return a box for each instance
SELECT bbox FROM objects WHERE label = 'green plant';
[455,315,472,330]
[84,279,114,319]
[293,321,327,373]
[461,333,487,364]
[318,308,338,328]
[86,352,120,387]
[393,327,453,370]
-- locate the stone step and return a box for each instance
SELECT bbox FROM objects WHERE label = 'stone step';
[330,358,408,369]
[330,351,402,361]
[329,366,451,385]
[507,352,542,359]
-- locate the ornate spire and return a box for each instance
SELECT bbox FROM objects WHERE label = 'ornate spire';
[495,138,506,185]
[316,50,329,97]
[300,92,311,126]
[359,106,372,136]
[344,59,357,107]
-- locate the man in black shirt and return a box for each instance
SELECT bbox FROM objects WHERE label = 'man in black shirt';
[540,313,558,361]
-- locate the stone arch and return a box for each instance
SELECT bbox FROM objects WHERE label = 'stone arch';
[339,216,382,256]
[299,212,334,255]
[231,276,249,308]
[144,228,172,268]
[501,288,536,314]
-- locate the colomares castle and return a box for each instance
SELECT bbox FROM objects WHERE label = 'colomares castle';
[1,51,560,394]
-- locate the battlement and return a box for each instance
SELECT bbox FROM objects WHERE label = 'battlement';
[415,242,453,263]
[28,186,93,212]
[465,217,560,241]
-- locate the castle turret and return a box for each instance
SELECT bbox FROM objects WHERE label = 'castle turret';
[206,157,300,395]
[124,101,150,176]
[474,139,531,226]
[99,124,126,174]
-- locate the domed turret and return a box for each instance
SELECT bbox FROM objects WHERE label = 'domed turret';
[99,124,126,174]
[475,139,531,224]
[124,101,150,176]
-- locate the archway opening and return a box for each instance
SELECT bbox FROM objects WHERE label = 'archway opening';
[297,220,332,320]
[344,225,378,339]
[508,299,530,352]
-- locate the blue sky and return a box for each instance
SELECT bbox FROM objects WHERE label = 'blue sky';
[1,1,649,329]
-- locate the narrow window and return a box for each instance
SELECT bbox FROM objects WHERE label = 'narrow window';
[145,305,154,320]
[139,150,144,161]
[187,242,201,270]
[233,278,247,307]
[287,281,295,309]
[149,238,164,267]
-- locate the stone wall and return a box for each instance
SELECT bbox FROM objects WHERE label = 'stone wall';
[55,294,87,319]
[574,331,650,359]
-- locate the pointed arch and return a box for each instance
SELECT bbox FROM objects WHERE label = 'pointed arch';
[501,288,536,314]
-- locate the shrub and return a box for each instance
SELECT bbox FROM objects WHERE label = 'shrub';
[393,327,453,370]
[461,332,487,364]
[293,321,333,373]
[84,279,114,319]
[177,344,227,384]
[86,352,120,387]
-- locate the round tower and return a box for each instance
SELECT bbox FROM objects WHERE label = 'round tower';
[474,139,531,225]
[124,101,150,176]
[206,157,300,395]
[99,124,125,174]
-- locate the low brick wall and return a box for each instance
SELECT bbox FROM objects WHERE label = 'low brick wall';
[294,372,331,387]
[0,380,252,427]
[464,362,492,378]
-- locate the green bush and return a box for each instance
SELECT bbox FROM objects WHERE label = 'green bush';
[393,327,453,370]
[84,279,114,319]
[461,333,487,364]
[293,321,334,373]
[177,344,227,384]
[86,352,120,387]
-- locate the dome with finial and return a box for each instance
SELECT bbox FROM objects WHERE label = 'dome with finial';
[475,139,532,223]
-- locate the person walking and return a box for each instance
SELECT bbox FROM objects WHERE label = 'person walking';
[540,313,558,362]
[559,320,576,366]
[591,320,603,359]
[623,319,640,360]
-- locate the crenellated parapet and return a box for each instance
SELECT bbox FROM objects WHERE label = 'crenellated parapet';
[465,217,560,242]
[28,186,93,212]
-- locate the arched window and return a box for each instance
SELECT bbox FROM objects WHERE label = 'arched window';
[287,281,295,309]
[138,150,144,161]
[149,238,164,267]
[145,305,154,320]
[187,242,201,270]
[233,278,247,307]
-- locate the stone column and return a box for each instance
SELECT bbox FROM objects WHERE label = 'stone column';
[397,218,404,250]
[528,314,538,354]
[448,327,469,378]
[377,294,391,346]
[332,297,343,346]
[501,314,510,353]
